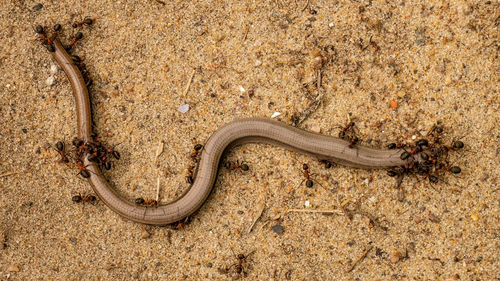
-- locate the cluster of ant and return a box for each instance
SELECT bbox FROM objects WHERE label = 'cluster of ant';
[55,134,121,178]
[35,17,93,52]
[35,18,95,86]
[386,125,464,184]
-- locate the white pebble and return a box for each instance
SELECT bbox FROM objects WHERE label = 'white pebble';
[271,112,281,118]
[239,86,246,93]
[254,59,262,67]
[311,125,321,133]
[45,76,55,86]
[411,135,416,140]
[304,200,310,207]
[328,22,334,27]
[50,64,58,74]
[177,104,190,113]
[368,196,377,203]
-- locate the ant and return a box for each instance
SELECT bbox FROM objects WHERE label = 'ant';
[300,163,315,187]
[55,141,71,164]
[319,159,333,169]
[72,194,97,204]
[170,217,190,230]
[226,251,255,279]
[191,144,203,162]
[186,164,195,184]
[135,198,158,207]
[436,163,461,174]
[75,159,91,178]
[65,32,83,51]
[72,17,95,28]
[224,160,249,171]
[338,121,359,148]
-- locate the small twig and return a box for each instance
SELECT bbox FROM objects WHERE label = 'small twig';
[183,70,195,97]
[301,0,310,12]
[284,208,342,216]
[346,245,373,273]
[155,173,161,202]
[154,140,164,164]
[0,171,24,178]
[242,25,250,41]
[247,203,265,234]
[293,69,324,126]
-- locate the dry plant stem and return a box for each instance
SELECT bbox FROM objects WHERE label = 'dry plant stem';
[51,38,413,225]
[0,171,25,178]
[183,70,195,97]
[346,245,373,273]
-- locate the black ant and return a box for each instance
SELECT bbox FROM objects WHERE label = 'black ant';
[169,217,190,230]
[75,159,91,178]
[72,17,95,28]
[300,163,315,187]
[72,194,97,204]
[55,141,71,164]
[135,198,158,207]
[65,32,83,51]
[319,159,333,169]
[186,164,195,184]
[338,121,359,148]
[224,160,249,171]
[191,144,203,162]
[226,251,255,279]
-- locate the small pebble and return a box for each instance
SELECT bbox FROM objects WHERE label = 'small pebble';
[271,112,281,118]
[310,125,321,133]
[328,22,334,27]
[239,86,246,93]
[141,228,151,239]
[50,64,58,74]
[471,214,479,221]
[254,59,262,67]
[389,100,398,109]
[271,224,284,235]
[7,264,20,272]
[69,237,77,244]
[390,253,400,263]
[304,200,310,207]
[45,76,55,86]
[33,3,43,11]
[177,104,190,113]
[428,212,440,223]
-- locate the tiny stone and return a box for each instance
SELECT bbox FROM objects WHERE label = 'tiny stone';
[470,214,479,221]
[177,104,190,113]
[50,64,58,74]
[271,224,284,235]
[141,228,151,239]
[22,128,27,133]
[304,200,310,207]
[271,112,281,118]
[7,264,19,272]
[254,59,262,67]
[428,212,440,223]
[390,253,400,264]
[69,237,77,244]
[310,125,321,133]
[328,22,334,27]
[397,91,405,98]
[45,76,55,86]
[239,86,246,93]
[33,3,43,10]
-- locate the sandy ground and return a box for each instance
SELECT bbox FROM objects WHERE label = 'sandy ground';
[0,0,499,280]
